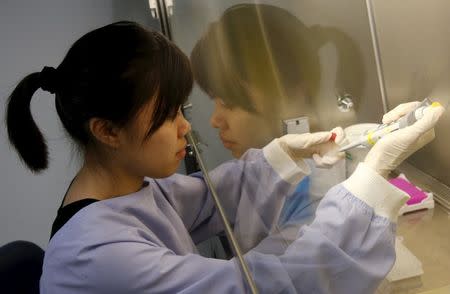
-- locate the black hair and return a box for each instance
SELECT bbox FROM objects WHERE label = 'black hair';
[190,4,320,114]
[6,21,193,173]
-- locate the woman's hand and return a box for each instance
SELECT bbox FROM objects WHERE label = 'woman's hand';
[278,127,346,168]
[364,101,445,178]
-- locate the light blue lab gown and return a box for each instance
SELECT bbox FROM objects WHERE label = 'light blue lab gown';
[278,176,312,226]
[40,146,406,294]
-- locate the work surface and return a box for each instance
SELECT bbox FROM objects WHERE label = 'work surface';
[378,204,450,293]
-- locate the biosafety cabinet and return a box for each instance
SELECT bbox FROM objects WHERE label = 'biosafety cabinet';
[154,1,450,292]
[0,0,449,293]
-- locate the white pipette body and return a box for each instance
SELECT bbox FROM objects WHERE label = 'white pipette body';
[339,98,435,152]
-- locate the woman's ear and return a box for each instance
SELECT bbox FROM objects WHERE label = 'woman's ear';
[88,118,121,148]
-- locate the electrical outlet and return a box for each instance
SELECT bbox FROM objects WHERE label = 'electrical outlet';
[283,117,310,135]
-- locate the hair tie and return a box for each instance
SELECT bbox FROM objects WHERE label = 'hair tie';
[40,66,58,94]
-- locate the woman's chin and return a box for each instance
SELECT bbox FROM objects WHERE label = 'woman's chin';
[231,149,243,159]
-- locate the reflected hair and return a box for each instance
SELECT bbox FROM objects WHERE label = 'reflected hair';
[6,21,193,172]
[190,4,320,114]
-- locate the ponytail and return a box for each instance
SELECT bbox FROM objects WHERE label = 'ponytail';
[6,22,194,174]
[6,72,49,172]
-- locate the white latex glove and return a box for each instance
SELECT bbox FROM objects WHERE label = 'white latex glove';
[364,101,445,178]
[278,127,346,168]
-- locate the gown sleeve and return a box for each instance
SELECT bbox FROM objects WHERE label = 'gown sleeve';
[153,140,311,249]
[80,163,408,294]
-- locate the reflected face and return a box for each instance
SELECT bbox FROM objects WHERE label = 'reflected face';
[210,98,278,158]
[118,103,191,178]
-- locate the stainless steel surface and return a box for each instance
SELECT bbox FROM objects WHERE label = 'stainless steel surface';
[365,0,389,113]
[182,102,193,110]
[186,132,259,294]
[148,0,159,18]
[169,0,386,170]
[157,0,172,39]
[384,204,450,293]
[337,93,355,112]
[371,0,450,202]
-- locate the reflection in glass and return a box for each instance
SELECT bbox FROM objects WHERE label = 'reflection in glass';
[165,1,396,293]
[190,3,363,248]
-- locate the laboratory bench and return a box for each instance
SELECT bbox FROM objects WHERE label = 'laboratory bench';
[378,203,450,294]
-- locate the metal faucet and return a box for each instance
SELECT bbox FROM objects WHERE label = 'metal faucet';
[337,93,354,112]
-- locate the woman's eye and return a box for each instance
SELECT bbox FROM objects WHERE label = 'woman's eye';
[172,108,182,120]
[218,99,234,109]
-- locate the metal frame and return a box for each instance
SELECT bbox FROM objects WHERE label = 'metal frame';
[365,0,389,113]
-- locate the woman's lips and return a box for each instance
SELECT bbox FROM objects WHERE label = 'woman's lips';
[175,144,187,160]
[220,136,235,149]
[175,148,186,160]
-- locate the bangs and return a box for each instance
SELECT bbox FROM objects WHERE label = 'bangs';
[190,4,322,115]
[146,32,193,136]
[190,23,257,113]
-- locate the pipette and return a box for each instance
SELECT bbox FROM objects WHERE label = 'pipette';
[339,98,440,152]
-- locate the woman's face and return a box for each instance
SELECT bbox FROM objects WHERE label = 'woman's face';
[118,102,191,178]
[210,98,279,158]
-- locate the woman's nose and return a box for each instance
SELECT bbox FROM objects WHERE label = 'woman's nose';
[210,104,225,129]
[179,114,191,137]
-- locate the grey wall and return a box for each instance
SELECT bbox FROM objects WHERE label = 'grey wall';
[0,0,159,248]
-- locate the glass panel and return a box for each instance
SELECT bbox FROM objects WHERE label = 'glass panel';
[371,0,450,186]
[167,0,387,292]
[370,1,450,292]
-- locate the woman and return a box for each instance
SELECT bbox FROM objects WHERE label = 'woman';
[6,21,443,293]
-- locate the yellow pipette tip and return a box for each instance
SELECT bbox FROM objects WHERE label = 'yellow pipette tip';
[431,102,441,107]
